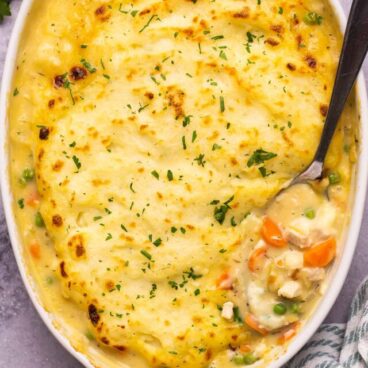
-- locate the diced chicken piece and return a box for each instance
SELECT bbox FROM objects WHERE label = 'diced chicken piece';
[301,267,326,282]
[286,203,337,248]
[221,302,234,320]
[286,228,310,248]
[278,281,302,299]
[275,251,304,270]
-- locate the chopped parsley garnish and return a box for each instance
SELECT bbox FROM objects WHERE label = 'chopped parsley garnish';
[151,170,160,179]
[220,96,225,112]
[80,59,97,73]
[171,226,178,233]
[13,88,19,97]
[72,155,81,170]
[247,149,277,167]
[167,170,174,181]
[259,166,274,177]
[140,250,152,260]
[192,130,197,142]
[182,115,192,127]
[139,14,158,33]
[304,12,323,25]
[233,306,243,323]
[120,224,128,232]
[212,195,234,225]
[182,136,187,150]
[194,154,206,167]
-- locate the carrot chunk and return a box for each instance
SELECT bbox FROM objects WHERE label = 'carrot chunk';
[29,242,41,260]
[261,217,287,248]
[304,237,336,267]
[245,314,269,336]
[26,191,40,208]
[216,272,233,290]
[277,322,300,345]
[248,245,268,272]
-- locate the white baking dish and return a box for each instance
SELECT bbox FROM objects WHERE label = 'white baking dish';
[1,1,367,367]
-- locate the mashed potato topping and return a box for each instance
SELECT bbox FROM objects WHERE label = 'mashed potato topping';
[8,0,358,367]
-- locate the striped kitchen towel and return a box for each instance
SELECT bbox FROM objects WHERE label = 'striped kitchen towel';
[286,277,368,368]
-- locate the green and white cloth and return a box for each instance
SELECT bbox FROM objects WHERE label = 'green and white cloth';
[286,278,368,367]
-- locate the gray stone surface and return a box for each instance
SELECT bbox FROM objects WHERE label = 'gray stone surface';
[0,0,367,367]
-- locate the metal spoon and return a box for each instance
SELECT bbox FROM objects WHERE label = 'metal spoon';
[285,0,368,190]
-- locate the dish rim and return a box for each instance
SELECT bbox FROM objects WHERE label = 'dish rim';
[0,1,367,367]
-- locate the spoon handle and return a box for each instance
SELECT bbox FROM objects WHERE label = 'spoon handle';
[314,0,368,164]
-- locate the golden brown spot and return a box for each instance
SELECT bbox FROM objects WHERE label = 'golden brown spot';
[156,192,163,199]
[296,35,303,48]
[95,5,111,21]
[69,66,87,81]
[140,8,151,16]
[38,149,45,161]
[140,125,148,131]
[183,28,194,37]
[76,245,85,257]
[287,63,296,71]
[114,346,126,352]
[144,92,154,100]
[320,104,329,117]
[206,349,213,361]
[48,99,55,108]
[187,224,195,230]
[105,281,115,291]
[52,215,63,227]
[271,24,284,33]
[265,38,280,46]
[101,337,109,345]
[52,160,64,172]
[233,7,249,18]
[305,55,317,69]
[230,157,238,166]
[138,167,145,173]
[167,87,185,118]
[54,75,65,88]
[92,179,110,186]
[60,262,68,278]
[177,335,185,341]
[68,234,86,258]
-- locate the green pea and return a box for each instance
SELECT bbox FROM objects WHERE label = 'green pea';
[290,303,300,314]
[233,355,245,365]
[35,212,45,227]
[328,172,341,185]
[243,353,258,365]
[85,331,95,340]
[233,354,258,365]
[304,208,316,220]
[22,168,35,182]
[273,303,287,315]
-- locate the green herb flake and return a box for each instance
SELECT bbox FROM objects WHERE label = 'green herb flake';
[72,155,82,170]
[151,170,160,180]
[304,12,323,25]
[140,250,152,260]
[167,170,174,181]
[220,96,225,112]
[247,149,277,167]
